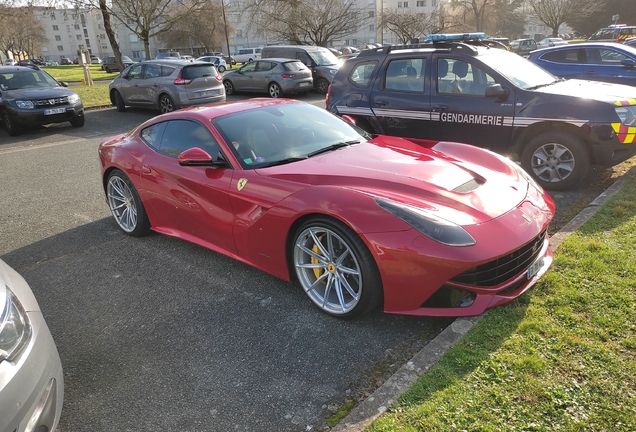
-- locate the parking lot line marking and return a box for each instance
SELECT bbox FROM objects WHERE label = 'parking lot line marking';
[0,138,86,155]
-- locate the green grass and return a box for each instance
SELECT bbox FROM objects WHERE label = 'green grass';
[73,83,111,108]
[367,173,636,431]
[43,64,116,82]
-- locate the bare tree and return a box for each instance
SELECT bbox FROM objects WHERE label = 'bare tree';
[160,1,231,54]
[246,0,366,46]
[452,0,496,32]
[380,7,453,44]
[529,0,606,37]
[0,6,48,60]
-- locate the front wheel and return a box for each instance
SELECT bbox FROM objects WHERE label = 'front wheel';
[106,169,150,236]
[70,115,85,127]
[268,82,281,98]
[521,131,590,191]
[293,217,382,318]
[316,78,329,94]
[2,110,22,136]
[224,80,234,95]
[114,90,126,112]
[158,94,175,114]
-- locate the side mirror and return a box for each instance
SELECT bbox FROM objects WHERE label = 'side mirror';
[621,58,636,69]
[59,81,68,87]
[178,147,214,166]
[485,83,509,100]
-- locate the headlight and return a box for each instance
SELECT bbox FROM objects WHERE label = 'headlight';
[16,100,35,109]
[616,106,636,126]
[68,93,80,104]
[0,286,32,363]
[375,198,476,246]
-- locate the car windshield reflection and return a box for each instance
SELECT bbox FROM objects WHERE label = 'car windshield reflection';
[211,103,369,169]
[0,70,59,90]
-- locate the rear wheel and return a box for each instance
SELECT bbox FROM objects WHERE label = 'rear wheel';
[106,169,150,236]
[218,65,226,73]
[105,66,111,73]
[292,216,382,318]
[224,80,234,95]
[268,82,281,98]
[2,110,21,136]
[158,94,175,114]
[521,131,589,191]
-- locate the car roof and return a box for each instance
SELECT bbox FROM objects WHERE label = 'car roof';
[142,59,199,66]
[255,58,302,62]
[263,45,327,51]
[0,65,40,72]
[531,41,632,52]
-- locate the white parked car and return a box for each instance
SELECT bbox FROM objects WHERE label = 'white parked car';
[195,55,228,72]
[90,57,102,64]
[3,59,17,66]
[537,37,568,49]
[0,258,64,432]
[232,47,262,63]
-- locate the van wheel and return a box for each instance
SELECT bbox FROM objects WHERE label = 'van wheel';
[521,131,589,191]
[316,78,329,94]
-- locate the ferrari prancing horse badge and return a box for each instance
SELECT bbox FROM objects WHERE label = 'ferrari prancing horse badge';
[237,178,248,191]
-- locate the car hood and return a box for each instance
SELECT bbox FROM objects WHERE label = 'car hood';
[536,79,636,104]
[6,86,77,100]
[257,136,538,226]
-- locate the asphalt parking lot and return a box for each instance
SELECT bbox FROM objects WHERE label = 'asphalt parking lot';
[1,96,633,431]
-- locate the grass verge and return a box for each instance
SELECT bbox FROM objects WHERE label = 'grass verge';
[73,84,111,108]
[368,173,636,431]
[43,64,116,82]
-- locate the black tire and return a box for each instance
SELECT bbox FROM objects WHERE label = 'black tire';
[105,66,111,73]
[521,131,590,191]
[316,78,329,94]
[218,65,226,73]
[70,115,85,127]
[224,80,234,95]
[114,90,126,112]
[106,169,150,237]
[2,110,22,136]
[292,216,382,318]
[158,94,175,114]
[268,82,281,98]
[248,58,254,62]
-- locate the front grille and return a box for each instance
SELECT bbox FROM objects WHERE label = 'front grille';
[450,229,547,287]
[33,96,69,107]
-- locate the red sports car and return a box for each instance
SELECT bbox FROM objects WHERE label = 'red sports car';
[98,99,555,318]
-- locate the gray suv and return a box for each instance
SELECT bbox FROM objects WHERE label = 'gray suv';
[261,45,341,93]
[109,60,225,114]
[102,56,134,73]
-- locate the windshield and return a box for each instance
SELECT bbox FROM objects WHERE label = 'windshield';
[478,51,557,90]
[211,103,368,169]
[308,48,341,67]
[0,70,59,90]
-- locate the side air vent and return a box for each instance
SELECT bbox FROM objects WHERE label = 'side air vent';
[453,178,484,193]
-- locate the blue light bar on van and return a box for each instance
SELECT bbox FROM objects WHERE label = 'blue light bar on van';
[425,33,486,41]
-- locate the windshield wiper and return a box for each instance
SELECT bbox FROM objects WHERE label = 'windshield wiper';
[258,156,308,168]
[307,140,361,158]
[526,79,563,91]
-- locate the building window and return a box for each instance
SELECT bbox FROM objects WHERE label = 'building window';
[52,24,59,31]
[236,29,243,38]
[417,0,426,6]
[132,51,141,59]
[432,0,436,5]
[57,45,64,51]
[74,24,80,30]
[129,34,139,43]
[55,35,61,41]
[84,29,88,37]
[102,45,108,50]
[98,24,104,30]
[369,24,374,31]
[368,11,374,18]
[86,39,91,47]
[77,34,82,40]
[50,12,56,20]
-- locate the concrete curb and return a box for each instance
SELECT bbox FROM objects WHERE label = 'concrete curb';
[332,164,636,431]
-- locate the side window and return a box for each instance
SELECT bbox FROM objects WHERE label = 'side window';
[241,62,257,73]
[438,58,495,96]
[542,49,580,64]
[384,58,425,92]
[158,120,222,158]
[127,64,143,79]
[349,61,377,88]
[161,66,176,77]
[296,52,313,67]
[255,61,273,72]
[142,64,161,79]
[586,48,630,64]
[140,122,166,150]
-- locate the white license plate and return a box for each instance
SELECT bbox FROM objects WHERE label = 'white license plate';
[527,256,544,279]
[198,90,217,97]
[44,108,67,115]
[299,82,310,87]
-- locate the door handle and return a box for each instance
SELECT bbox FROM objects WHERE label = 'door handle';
[142,165,151,174]
[153,83,159,87]
[432,104,449,112]
[375,100,388,107]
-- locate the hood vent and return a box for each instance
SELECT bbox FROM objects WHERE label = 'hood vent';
[453,178,484,193]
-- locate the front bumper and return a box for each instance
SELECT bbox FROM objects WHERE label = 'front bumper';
[0,312,64,432]
[9,103,84,127]
[588,122,636,166]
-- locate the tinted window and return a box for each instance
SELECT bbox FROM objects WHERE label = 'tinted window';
[159,120,221,158]
[349,61,377,88]
[127,64,143,79]
[542,49,580,63]
[240,62,257,73]
[1,70,58,89]
[282,61,307,72]
[140,122,166,149]
[182,65,217,79]
[255,61,274,72]
[384,58,425,92]
[161,66,176,77]
[143,64,161,78]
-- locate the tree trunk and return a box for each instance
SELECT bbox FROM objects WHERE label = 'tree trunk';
[99,0,125,71]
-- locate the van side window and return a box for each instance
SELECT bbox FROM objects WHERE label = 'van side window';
[296,52,313,67]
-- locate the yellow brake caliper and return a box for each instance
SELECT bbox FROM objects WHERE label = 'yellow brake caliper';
[311,234,326,281]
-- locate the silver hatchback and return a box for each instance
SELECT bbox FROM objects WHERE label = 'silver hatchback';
[222,58,313,98]
[109,60,226,114]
